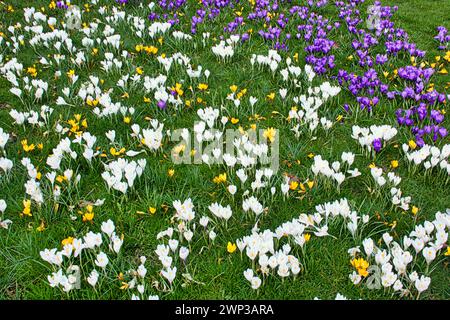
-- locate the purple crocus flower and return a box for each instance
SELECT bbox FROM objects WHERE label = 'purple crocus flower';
[372,139,382,152]
[157,100,167,110]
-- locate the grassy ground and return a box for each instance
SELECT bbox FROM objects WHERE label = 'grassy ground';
[0,0,449,300]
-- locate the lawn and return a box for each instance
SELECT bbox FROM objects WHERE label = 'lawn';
[0,0,449,300]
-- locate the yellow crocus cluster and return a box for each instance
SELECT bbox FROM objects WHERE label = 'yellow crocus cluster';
[229,85,247,100]
[213,173,227,184]
[27,66,37,77]
[56,174,68,184]
[236,88,247,99]
[21,139,36,152]
[22,199,32,217]
[351,257,369,277]
[198,83,208,91]
[289,179,314,193]
[67,114,88,136]
[86,97,99,107]
[80,205,94,223]
[135,44,158,55]
[170,83,184,96]
[61,236,74,246]
[110,147,126,156]
[263,127,277,143]
[444,51,450,63]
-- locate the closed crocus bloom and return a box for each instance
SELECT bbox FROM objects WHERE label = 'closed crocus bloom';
[403,236,412,249]
[294,234,305,247]
[0,199,6,213]
[412,238,424,253]
[137,285,145,295]
[199,216,209,227]
[137,264,147,278]
[227,185,237,195]
[277,264,290,277]
[0,128,10,149]
[258,254,269,268]
[105,130,116,142]
[73,238,84,258]
[291,262,301,275]
[424,221,435,234]
[250,276,262,290]
[333,172,345,186]
[422,247,436,264]
[383,233,393,246]
[277,253,288,266]
[236,239,246,252]
[246,247,257,260]
[268,256,278,269]
[168,239,179,252]
[376,176,386,187]
[179,247,189,261]
[435,231,448,247]
[282,244,291,255]
[347,221,357,236]
[381,262,393,274]
[243,269,254,282]
[111,235,123,253]
[184,230,193,242]
[281,181,290,195]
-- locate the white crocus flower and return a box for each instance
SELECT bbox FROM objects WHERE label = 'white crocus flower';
[87,269,99,287]
[95,252,109,268]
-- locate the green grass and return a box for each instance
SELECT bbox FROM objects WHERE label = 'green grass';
[0,0,449,300]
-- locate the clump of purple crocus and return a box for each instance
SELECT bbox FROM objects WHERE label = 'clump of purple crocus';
[434,26,450,50]
[56,1,69,9]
